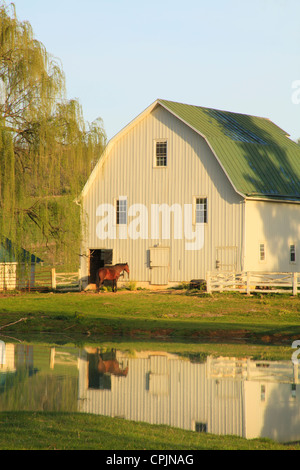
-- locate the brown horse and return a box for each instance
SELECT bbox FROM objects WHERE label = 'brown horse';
[97,358,128,377]
[96,263,129,292]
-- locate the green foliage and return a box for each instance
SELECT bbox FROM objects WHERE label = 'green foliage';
[0,2,106,267]
[126,281,137,291]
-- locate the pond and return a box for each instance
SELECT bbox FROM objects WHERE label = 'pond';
[0,338,299,444]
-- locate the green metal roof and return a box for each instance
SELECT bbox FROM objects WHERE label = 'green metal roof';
[158,99,300,200]
[0,238,43,263]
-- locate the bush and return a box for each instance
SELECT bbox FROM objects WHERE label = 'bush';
[126,281,137,291]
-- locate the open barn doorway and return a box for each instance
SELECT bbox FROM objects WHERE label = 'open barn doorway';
[89,249,113,285]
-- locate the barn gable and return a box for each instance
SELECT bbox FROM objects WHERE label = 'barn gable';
[81,99,300,202]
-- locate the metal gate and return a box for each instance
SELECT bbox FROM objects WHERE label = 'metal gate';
[149,247,170,285]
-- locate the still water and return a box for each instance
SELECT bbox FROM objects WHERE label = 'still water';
[0,340,299,443]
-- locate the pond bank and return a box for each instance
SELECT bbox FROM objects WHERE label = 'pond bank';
[0,290,299,350]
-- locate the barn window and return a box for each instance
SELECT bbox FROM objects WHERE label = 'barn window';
[290,244,296,263]
[195,197,207,223]
[155,140,167,167]
[116,197,127,225]
[259,243,265,262]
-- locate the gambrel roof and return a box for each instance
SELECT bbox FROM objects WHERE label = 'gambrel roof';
[81,99,300,201]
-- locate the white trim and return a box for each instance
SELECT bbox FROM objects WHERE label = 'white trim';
[245,196,300,205]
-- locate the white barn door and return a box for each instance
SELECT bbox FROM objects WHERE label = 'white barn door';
[0,263,17,290]
[215,246,238,271]
[149,247,170,285]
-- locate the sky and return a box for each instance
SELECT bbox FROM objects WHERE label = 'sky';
[8,0,300,142]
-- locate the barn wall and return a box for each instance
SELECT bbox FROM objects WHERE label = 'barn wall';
[81,105,244,286]
[244,199,300,272]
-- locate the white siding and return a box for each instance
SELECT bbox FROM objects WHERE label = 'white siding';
[244,200,300,272]
[81,105,244,286]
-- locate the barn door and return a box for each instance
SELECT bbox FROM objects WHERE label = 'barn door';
[0,263,17,290]
[89,249,113,284]
[149,247,170,285]
[215,246,238,271]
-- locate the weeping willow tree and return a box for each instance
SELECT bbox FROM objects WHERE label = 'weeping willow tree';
[0,2,106,268]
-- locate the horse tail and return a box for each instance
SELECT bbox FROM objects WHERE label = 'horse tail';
[96,268,100,289]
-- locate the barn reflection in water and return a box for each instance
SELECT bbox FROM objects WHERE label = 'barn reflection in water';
[78,347,300,443]
[0,342,299,443]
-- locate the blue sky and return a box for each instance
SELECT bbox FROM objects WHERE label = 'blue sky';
[10,0,300,141]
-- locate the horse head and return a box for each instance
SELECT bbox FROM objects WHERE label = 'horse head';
[124,263,130,275]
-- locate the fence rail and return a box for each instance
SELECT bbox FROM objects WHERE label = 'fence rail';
[206,271,300,295]
[51,269,81,291]
[0,264,81,292]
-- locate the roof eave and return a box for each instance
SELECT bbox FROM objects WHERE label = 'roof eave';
[245,195,300,204]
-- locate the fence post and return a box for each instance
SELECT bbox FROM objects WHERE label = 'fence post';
[206,272,211,294]
[292,272,298,296]
[232,270,236,290]
[50,347,55,369]
[78,268,82,291]
[246,272,251,295]
[51,268,56,290]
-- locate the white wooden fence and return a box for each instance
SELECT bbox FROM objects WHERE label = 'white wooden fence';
[206,271,300,295]
[51,269,81,291]
[206,356,299,383]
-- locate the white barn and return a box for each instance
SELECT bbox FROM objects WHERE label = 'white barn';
[79,99,300,289]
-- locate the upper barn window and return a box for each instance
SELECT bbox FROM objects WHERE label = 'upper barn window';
[195,197,207,224]
[116,197,127,225]
[154,140,167,167]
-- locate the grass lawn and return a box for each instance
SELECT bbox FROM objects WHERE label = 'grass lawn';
[0,289,299,337]
[0,411,299,450]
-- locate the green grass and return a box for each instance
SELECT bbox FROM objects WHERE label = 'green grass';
[0,290,299,353]
[0,290,298,360]
[0,412,298,450]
